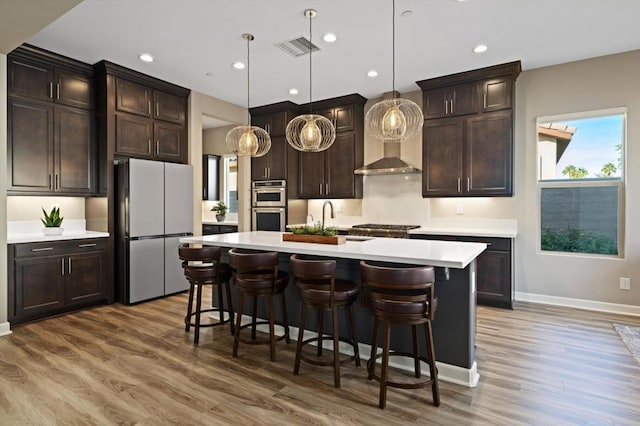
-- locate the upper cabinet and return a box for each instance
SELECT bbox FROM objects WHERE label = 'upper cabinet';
[7,45,95,195]
[417,61,521,198]
[95,61,190,169]
[249,102,298,181]
[297,94,366,199]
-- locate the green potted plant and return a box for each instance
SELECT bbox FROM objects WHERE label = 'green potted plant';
[41,206,64,235]
[211,201,228,222]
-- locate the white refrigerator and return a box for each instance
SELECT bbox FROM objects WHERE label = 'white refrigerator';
[116,158,193,304]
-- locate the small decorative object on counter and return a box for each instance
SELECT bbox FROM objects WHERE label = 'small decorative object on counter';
[211,201,228,222]
[41,206,64,235]
[284,222,345,245]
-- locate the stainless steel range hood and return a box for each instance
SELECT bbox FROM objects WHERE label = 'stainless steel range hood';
[354,141,421,175]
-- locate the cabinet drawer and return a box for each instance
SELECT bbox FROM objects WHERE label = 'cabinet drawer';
[14,238,107,258]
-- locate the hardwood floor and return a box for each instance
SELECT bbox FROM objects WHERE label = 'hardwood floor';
[1,291,639,425]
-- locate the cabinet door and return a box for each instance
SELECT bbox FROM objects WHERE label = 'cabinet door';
[251,114,270,133]
[55,107,94,194]
[423,87,449,119]
[465,110,512,196]
[8,56,53,102]
[154,90,185,124]
[203,154,220,200]
[65,251,105,304]
[450,83,476,117]
[326,133,356,198]
[476,249,512,308]
[298,151,325,198]
[251,153,270,181]
[116,79,151,117]
[422,118,463,197]
[14,256,65,318]
[480,78,512,112]
[154,121,184,162]
[267,136,287,180]
[115,113,153,157]
[8,99,54,192]
[54,68,94,109]
[334,105,354,132]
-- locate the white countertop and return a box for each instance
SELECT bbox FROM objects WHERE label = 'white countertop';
[181,231,486,269]
[410,218,518,238]
[7,219,109,244]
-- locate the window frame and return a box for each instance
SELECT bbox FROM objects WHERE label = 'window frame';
[536,107,626,259]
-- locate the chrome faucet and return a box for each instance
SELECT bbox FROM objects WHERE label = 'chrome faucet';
[322,200,335,229]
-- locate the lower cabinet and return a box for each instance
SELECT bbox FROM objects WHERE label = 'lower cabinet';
[202,224,238,235]
[8,238,108,325]
[410,234,513,309]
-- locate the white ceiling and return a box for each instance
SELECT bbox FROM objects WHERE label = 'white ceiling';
[26,0,640,109]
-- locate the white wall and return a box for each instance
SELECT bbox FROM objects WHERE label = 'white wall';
[430,50,640,307]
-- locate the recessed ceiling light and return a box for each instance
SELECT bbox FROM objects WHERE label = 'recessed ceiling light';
[323,33,337,43]
[232,61,245,69]
[367,70,378,78]
[401,10,413,17]
[138,53,154,62]
[473,44,488,53]
[289,88,299,95]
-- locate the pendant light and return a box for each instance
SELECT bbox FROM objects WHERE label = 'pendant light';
[365,0,423,142]
[286,9,336,152]
[226,33,271,157]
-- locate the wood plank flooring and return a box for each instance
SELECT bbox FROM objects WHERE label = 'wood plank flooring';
[1,291,639,425]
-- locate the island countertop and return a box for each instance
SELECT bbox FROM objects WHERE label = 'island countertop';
[181,231,486,269]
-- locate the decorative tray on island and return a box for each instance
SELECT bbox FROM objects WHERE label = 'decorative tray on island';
[282,223,346,245]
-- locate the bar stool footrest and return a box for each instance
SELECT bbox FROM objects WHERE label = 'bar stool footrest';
[185,307,232,329]
[298,336,359,367]
[367,351,437,390]
[237,320,288,345]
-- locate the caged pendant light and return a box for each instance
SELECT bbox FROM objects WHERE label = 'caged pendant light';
[286,9,336,152]
[365,0,423,143]
[226,33,271,157]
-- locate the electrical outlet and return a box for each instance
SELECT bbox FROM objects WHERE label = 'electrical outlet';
[456,203,464,215]
[620,277,631,290]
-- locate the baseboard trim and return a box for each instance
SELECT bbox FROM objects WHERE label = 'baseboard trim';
[210,311,479,387]
[515,292,640,317]
[0,322,12,337]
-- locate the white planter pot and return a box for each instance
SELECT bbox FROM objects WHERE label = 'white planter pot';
[42,227,63,236]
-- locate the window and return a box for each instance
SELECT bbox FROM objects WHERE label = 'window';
[537,109,625,256]
[221,155,238,214]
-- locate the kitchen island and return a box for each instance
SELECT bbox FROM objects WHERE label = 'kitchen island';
[181,231,486,387]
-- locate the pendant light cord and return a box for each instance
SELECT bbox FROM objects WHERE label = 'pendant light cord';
[247,36,251,125]
[392,0,396,99]
[309,11,313,114]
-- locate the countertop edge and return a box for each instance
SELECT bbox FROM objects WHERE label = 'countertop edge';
[8,232,110,245]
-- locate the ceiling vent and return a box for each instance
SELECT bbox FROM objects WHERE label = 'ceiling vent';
[275,37,319,57]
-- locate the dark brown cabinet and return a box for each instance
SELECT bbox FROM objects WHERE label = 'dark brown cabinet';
[202,154,220,200]
[249,102,298,181]
[7,45,95,195]
[417,61,521,198]
[410,234,513,309]
[8,238,108,325]
[297,94,366,199]
[202,224,238,235]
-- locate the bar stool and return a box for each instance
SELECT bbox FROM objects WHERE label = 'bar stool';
[178,243,235,345]
[360,261,440,409]
[289,254,361,388]
[228,248,290,361]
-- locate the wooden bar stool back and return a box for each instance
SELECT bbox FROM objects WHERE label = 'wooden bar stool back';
[178,243,235,345]
[360,261,439,409]
[228,248,290,361]
[290,254,360,388]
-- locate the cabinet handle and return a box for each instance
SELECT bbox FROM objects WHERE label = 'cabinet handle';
[203,188,207,198]
[31,247,53,252]
[155,141,159,155]
[267,167,270,178]
[457,177,461,193]
[68,258,72,274]
[49,82,54,99]
[78,243,96,248]
[56,83,60,100]
[319,183,323,195]
[156,102,159,117]
[467,177,470,191]
[325,183,329,195]
[61,258,65,276]
[450,99,454,114]
[445,99,448,115]
[264,167,268,178]
[148,139,152,154]
[49,174,53,190]
[55,174,59,191]
[483,93,487,109]
[148,99,151,115]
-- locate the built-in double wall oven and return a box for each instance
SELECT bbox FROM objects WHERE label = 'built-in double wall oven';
[251,180,286,231]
